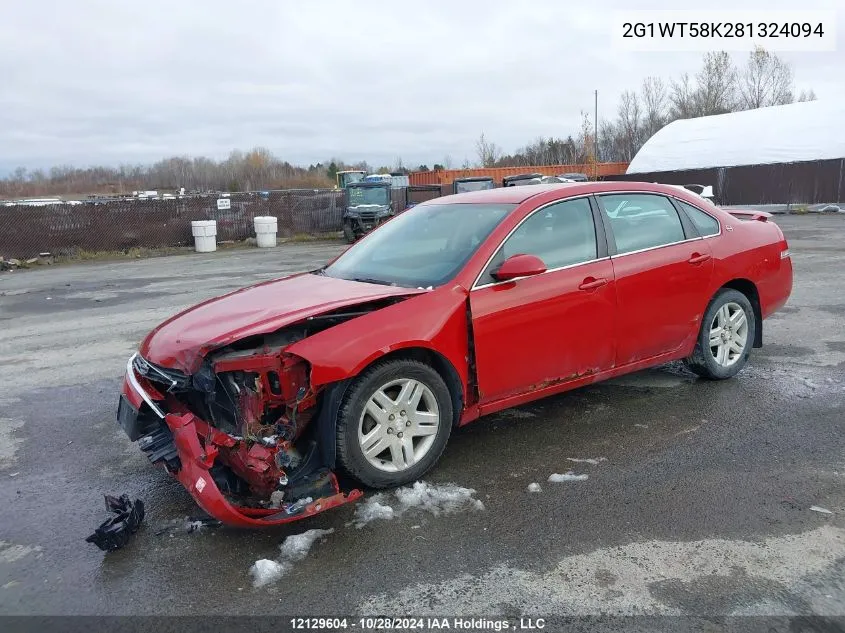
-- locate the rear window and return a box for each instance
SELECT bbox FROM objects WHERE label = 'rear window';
[598,194,686,254]
[677,200,720,236]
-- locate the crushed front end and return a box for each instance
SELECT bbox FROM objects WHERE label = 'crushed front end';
[117,334,362,527]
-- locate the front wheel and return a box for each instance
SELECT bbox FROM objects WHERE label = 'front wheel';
[335,359,453,488]
[342,221,356,244]
[685,289,756,380]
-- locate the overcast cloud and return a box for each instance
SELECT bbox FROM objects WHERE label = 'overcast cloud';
[1,0,842,171]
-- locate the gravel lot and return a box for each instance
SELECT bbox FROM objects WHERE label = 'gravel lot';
[0,216,843,621]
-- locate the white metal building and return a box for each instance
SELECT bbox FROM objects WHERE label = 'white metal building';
[626,100,845,174]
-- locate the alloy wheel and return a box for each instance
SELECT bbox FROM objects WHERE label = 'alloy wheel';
[357,378,441,472]
[708,301,749,367]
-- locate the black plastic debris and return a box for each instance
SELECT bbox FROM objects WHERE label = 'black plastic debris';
[186,516,222,533]
[85,494,145,551]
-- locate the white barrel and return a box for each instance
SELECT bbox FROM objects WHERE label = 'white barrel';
[254,216,278,248]
[191,220,217,253]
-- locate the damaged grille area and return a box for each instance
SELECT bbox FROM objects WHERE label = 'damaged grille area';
[124,296,412,519]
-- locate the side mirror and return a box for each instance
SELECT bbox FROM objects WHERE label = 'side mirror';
[492,254,547,282]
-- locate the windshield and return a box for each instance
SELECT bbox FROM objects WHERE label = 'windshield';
[323,203,514,288]
[338,172,365,187]
[348,186,390,206]
[454,179,494,193]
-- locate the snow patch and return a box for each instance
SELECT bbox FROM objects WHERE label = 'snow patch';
[0,417,25,466]
[358,525,845,615]
[548,472,589,483]
[250,559,290,587]
[250,528,334,587]
[354,481,484,528]
[279,528,335,562]
[566,457,606,465]
[0,541,42,563]
[354,499,395,526]
[527,483,542,493]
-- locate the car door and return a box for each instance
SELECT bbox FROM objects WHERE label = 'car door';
[470,196,617,404]
[596,193,714,365]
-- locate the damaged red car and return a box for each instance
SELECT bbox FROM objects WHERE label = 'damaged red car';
[118,182,793,526]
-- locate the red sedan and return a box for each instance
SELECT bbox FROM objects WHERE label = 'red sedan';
[117,182,792,526]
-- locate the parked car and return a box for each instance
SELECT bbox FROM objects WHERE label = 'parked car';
[557,172,590,182]
[503,173,544,186]
[453,176,495,194]
[118,181,792,526]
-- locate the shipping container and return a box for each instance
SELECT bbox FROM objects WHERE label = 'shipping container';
[408,162,629,186]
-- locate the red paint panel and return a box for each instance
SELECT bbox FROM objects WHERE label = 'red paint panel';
[470,260,617,403]
[610,242,714,364]
[140,273,423,373]
[288,285,470,395]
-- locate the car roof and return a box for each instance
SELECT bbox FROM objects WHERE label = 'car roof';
[421,181,712,205]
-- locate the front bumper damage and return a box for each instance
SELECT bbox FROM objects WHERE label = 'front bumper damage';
[119,353,362,527]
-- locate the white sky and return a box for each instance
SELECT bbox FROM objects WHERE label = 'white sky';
[1,0,842,172]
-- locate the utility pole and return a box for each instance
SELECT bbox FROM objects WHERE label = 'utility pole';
[594,89,599,180]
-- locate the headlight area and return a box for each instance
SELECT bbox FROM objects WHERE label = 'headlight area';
[124,349,362,526]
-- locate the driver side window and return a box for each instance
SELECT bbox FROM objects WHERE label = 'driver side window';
[479,197,598,285]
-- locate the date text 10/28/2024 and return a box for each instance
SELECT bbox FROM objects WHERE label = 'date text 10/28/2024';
[290,617,546,631]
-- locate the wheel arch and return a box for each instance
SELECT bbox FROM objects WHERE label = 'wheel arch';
[718,278,763,348]
[312,345,465,470]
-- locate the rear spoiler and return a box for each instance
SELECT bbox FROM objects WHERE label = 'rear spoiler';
[725,209,772,222]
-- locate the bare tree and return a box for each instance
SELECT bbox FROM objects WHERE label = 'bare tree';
[640,76,668,138]
[694,51,737,116]
[475,132,501,167]
[738,46,794,109]
[669,73,700,120]
[617,91,643,161]
[796,88,817,102]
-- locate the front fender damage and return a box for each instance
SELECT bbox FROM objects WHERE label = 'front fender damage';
[120,302,424,527]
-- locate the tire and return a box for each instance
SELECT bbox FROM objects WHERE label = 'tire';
[336,359,453,488]
[685,288,756,380]
[342,221,356,244]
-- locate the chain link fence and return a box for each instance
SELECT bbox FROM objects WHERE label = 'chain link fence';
[0,185,462,259]
[0,190,346,258]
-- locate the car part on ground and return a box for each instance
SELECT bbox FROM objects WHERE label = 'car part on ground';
[85,494,145,551]
[118,181,792,527]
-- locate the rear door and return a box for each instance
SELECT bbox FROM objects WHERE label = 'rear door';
[470,196,617,403]
[596,193,714,365]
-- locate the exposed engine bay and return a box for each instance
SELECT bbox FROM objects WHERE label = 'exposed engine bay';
[119,298,408,526]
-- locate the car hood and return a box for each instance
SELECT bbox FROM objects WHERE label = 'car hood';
[139,272,424,373]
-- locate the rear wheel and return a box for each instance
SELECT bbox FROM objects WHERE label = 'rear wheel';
[336,359,452,488]
[685,289,756,380]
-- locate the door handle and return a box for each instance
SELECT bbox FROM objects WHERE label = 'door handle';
[578,277,608,291]
[688,252,711,265]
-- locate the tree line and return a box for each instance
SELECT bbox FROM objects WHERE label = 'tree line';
[468,47,815,169]
[1,47,815,198]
